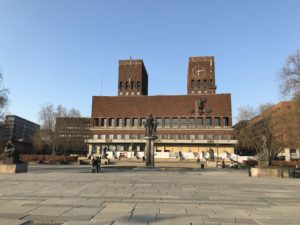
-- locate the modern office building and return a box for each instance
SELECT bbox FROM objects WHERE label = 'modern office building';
[0,115,40,154]
[87,56,237,159]
[55,117,92,155]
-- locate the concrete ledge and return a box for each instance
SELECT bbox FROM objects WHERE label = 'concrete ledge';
[0,164,28,173]
[251,167,279,177]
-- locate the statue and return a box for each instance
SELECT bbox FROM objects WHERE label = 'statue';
[1,136,20,164]
[257,135,269,167]
[143,113,157,137]
[198,97,205,115]
[143,113,158,167]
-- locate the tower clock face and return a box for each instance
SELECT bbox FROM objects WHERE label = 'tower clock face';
[192,65,206,78]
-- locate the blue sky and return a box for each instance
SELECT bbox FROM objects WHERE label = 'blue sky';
[0,0,299,124]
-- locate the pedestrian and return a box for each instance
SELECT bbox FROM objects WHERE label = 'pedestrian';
[91,155,97,173]
[222,160,225,169]
[96,156,101,173]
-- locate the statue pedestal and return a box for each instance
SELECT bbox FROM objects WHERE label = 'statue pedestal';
[0,164,28,173]
[144,136,157,167]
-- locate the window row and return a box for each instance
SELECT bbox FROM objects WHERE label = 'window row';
[93,117,230,128]
[119,81,141,91]
[191,79,214,89]
[94,134,231,140]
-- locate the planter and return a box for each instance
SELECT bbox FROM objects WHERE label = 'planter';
[251,167,279,177]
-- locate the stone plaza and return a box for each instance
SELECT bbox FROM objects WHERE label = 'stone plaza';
[0,164,299,225]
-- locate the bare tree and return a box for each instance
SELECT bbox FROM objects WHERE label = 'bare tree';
[56,105,67,118]
[38,103,56,154]
[257,103,273,114]
[68,108,81,117]
[236,106,257,122]
[278,49,300,97]
[0,73,9,121]
[237,110,283,162]
[38,103,82,155]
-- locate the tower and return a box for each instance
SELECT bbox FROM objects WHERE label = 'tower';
[118,59,148,96]
[187,56,217,95]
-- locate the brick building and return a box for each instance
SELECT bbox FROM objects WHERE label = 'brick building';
[247,102,299,161]
[87,56,237,159]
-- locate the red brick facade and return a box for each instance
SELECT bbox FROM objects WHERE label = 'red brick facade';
[88,56,237,158]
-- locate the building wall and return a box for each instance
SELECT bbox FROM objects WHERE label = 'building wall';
[0,115,40,154]
[88,56,237,159]
[55,117,91,155]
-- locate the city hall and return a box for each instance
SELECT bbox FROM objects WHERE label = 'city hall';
[87,56,237,159]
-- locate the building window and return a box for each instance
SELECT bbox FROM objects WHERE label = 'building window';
[181,134,186,140]
[109,134,114,139]
[137,81,141,90]
[124,134,129,139]
[198,134,204,140]
[191,80,194,88]
[101,134,106,139]
[224,135,231,140]
[132,118,138,127]
[132,134,137,139]
[156,117,162,128]
[180,117,186,127]
[189,118,195,128]
[190,134,195,140]
[209,79,214,87]
[117,134,122,139]
[203,80,207,89]
[140,118,146,127]
[215,134,221,140]
[119,81,123,90]
[93,134,98,139]
[101,118,107,127]
[164,118,170,128]
[131,81,135,89]
[94,118,99,126]
[197,117,203,127]
[125,118,130,127]
[206,134,213,140]
[206,117,211,126]
[117,118,123,127]
[173,134,178,140]
[172,117,178,128]
[223,117,229,127]
[162,134,168,139]
[197,80,200,88]
[109,118,115,127]
[214,117,220,127]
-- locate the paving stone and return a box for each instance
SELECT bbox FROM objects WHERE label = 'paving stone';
[28,206,71,216]
[1,165,300,224]
[63,221,113,225]
[0,218,30,225]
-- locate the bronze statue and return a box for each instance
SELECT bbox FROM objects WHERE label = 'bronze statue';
[143,113,157,137]
[198,97,205,115]
[1,137,20,164]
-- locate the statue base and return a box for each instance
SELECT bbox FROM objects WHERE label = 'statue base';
[0,164,28,173]
[144,136,157,167]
